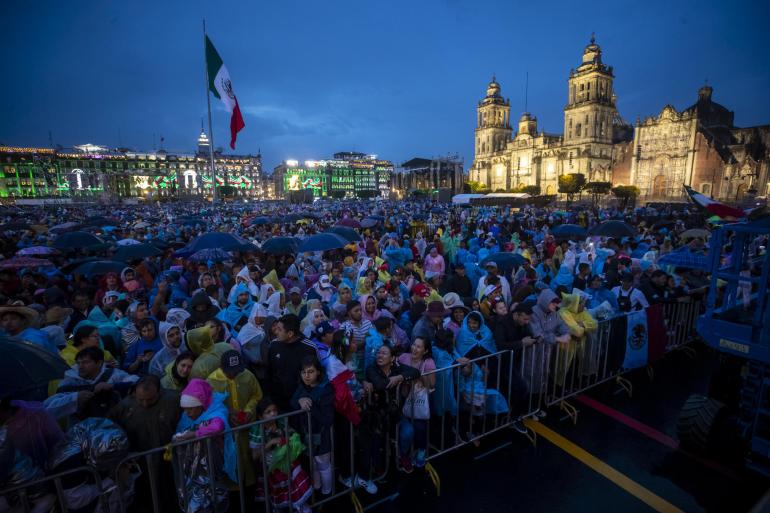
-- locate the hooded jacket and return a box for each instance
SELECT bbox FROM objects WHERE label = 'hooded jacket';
[217,283,255,333]
[207,367,263,418]
[455,311,496,357]
[45,364,138,420]
[185,292,220,330]
[530,289,570,345]
[558,293,598,341]
[186,326,233,379]
[123,319,163,375]
[149,322,185,377]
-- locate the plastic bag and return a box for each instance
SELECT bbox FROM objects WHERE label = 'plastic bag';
[49,418,129,472]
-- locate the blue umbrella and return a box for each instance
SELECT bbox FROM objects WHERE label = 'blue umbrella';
[360,218,379,229]
[551,224,587,239]
[174,232,254,257]
[261,236,300,254]
[252,217,274,225]
[299,233,349,253]
[0,337,70,396]
[189,248,233,262]
[52,231,105,250]
[326,226,361,242]
[480,252,526,275]
[657,248,709,270]
[72,260,127,277]
[114,243,161,261]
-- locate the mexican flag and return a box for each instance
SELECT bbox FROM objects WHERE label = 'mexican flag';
[683,185,745,219]
[206,35,245,150]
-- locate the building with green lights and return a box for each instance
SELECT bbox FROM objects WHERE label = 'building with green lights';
[273,152,393,200]
[0,131,262,201]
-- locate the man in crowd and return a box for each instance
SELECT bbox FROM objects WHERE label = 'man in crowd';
[265,313,317,411]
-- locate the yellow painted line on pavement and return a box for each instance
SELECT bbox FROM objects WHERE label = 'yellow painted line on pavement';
[524,419,685,513]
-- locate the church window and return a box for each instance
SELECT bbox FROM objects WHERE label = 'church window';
[580,84,584,91]
[587,82,591,90]
[575,123,582,137]
[587,92,590,101]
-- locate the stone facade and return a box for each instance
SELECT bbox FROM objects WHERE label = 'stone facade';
[470,37,632,195]
[470,37,770,203]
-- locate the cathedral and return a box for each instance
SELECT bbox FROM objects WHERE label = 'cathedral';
[469,37,770,203]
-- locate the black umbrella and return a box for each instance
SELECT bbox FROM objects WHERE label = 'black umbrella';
[326,226,361,242]
[360,218,379,229]
[113,243,162,261]
[551,224,587,239]
[189,248,233,262]
[0,221,31,231]
[261,236,300,254]
[174,232,254,257]
[589,221,636,238]
[72,260,127,277]
[52,231,104,250]
[0,337,70,396]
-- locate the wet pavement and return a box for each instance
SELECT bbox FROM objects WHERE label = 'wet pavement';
[356,343,769,513]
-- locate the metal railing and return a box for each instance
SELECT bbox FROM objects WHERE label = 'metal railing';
[1,300,702,512]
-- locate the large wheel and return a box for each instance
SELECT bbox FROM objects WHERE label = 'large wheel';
[676,394,725,452]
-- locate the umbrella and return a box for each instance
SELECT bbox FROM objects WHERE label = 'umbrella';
[114,243,162,261]
[0,221,31,231]
[116,238,141,246]
[430,207,443,214]
[680,228,710,240]
[480,252,525,275]
[653,219,676,229]
[0,337,70,396]
[336,218,362,229]
[589,221,636,238]
[71,260,127,277]
[52,231,104,250]
[16,246,59,257]
[174,232,254,257]
[133,222,151,229]
[83,216,118,228]
[284,213,304,222]
[189,248,233,263]
[360,218,379,229]
[326,226,361,242]
[658,248,709,270]
[368,215,385,221]
[551,224,587,239]
[261,236,300,254]
[298,233,348,253]
[49,222,82,234]
[0,257,54,270]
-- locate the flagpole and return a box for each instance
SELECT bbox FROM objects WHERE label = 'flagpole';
[203,19,218,204]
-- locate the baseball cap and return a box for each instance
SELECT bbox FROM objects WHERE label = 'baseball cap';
[412,283,430,298]
[289,286,302,295]
[318,275,332,289]
[221,350,244,375]
[485,261,498,269]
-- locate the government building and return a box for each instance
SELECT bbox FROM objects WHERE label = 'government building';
[469,37,770,202]
[272,152,393,200]
[0,130,262,201]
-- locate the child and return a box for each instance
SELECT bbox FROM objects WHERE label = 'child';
[249,397,313,511]
[291,356,335,496]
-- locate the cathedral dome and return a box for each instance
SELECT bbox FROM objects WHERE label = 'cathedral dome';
[582,34,602,64]
[486,76,501,97]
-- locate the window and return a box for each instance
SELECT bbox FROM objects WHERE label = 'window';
[701,183,711,195]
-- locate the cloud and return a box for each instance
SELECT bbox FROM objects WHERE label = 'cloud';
[240,103,355,139]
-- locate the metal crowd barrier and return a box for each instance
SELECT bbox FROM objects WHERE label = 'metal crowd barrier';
[0,465,109,513]
[1,300,702,512]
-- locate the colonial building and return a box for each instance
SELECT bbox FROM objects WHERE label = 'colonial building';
[0,130,262,200]
[612,85,770,202]
[469,37,770,203]
[393,156,465,196]
[470,36,632,195]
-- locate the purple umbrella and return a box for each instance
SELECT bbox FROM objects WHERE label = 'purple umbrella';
[16,246,60,257]
[0,257,54,269]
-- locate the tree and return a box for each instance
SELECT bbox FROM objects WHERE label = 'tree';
[494,188,506,193]
[585,181,612,206]
[612,185,640,209]
[465,181,488,193]
[357,190,378,199]
[558,173,587,206]
[521,185,541,196]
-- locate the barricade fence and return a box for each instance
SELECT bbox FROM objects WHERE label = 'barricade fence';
[1,300,701,513]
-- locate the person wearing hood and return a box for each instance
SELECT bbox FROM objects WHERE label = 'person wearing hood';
[45,346,138,421]
[217,283,254,334]
[300,306,329,339]
[186,325,231,379]
[161,351,195,391]
[185,291,220,331]
[149,321,185,377]
[306,274,335,304]
[557,292,598,383]
[228,266,259,302]
[585,274,620,313]
[284,286,306,316]
[173,378,237,513]
[124,318,163,376]
[93,272,125,310]
[551,263,575,292]
[120,300,152,355]
[359,293,381,322]
[207,350,262,487]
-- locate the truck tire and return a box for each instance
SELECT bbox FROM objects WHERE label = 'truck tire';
[676,394,725,452]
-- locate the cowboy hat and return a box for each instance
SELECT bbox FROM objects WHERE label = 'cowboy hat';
[45,306,73,325]
[425,301,448,318]
[0,305,40,328]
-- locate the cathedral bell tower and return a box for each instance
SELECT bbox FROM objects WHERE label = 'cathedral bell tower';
[475,76,512,157]
[563,35,617,145]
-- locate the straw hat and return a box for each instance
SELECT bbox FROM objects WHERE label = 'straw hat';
[0,305,40,328]
[45,306,74,326]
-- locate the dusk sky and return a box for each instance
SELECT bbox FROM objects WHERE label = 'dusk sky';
[1,0,768,173]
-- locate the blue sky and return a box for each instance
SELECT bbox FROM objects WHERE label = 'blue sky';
[1,0,768,173]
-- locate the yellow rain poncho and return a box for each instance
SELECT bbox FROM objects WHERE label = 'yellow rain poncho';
[186,326,233,379]
[555,292,598,384]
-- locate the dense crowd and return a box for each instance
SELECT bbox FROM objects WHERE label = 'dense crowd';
[0,198,747,513]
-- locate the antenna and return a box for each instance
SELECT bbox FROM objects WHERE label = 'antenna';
[524,71,529,113]
[48,130,54,148]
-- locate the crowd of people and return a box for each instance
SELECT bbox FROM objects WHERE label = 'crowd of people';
[0,198,746,513]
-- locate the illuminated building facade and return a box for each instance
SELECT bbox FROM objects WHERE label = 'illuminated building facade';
[273,152,393,199]
[0,130,262,200]
[393,156,465,196]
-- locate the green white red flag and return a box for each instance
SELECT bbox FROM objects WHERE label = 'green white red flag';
[206,35,245,150]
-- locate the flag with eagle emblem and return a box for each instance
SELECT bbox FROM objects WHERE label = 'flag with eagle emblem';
[206,36,245,150]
